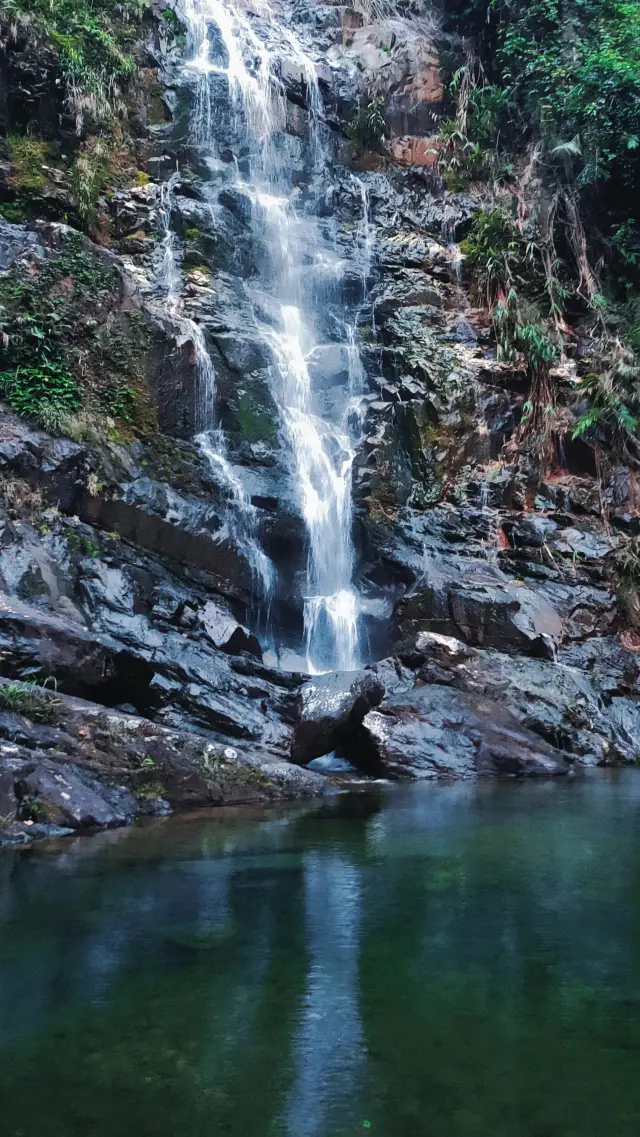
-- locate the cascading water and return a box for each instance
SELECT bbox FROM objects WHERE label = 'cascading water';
[153,150,274,598]
[174,0,371,672]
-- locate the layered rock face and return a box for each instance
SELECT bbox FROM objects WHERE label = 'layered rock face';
[0,0,638,841]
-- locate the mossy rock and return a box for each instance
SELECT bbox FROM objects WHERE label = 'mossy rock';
[232,388,278,445]
[6,136,52,190]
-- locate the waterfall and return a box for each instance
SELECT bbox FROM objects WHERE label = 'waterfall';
[153,153,274,599]
[175,0,368,672]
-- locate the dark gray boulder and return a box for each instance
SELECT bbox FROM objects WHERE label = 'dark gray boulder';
[361,685,570,779]
[0,765,19,819]
[292,670,385,763]
[19,759,137,829]
[396,553,563,657]
[0,594,116,687]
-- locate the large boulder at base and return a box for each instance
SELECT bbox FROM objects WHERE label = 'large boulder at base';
[292,669,385,764]
[361,685,570,779]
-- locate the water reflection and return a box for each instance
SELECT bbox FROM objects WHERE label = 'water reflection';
[1,777,640,1136]
[285,852,364,1137]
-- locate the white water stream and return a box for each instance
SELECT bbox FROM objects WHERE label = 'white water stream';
[155,171,275,598]
[164,0,371,671]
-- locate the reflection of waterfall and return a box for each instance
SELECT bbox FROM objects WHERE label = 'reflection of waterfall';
[177,0,369,673]
[284,852,365,1137]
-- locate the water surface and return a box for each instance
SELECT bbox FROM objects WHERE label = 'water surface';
[2,774,640,1137]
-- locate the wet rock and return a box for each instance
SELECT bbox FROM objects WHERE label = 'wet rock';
[387,628,640,767]
[0,678,332,842]
[361,685,569,779]
[0,820,74,846]
[20,760,137,829]
[0,218,43,270]
[395,554,563,657]
[0,593,116,688]
[399,630,476,683]
[308,754,358,774]
[201,601,262,658]
[292,670,385,763]
[0,765,19,818]
[80,477,257,603]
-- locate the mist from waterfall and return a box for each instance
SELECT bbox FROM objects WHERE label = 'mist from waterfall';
[177,0,371,672]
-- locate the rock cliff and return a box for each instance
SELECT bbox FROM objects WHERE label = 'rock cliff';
[0,0,638,842]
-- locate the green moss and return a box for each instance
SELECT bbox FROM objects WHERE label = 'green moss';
[6,136,52,191]
[132,780,166,800]
[235,390,277,444]
[144,86,168,126]
[0,230,158,432]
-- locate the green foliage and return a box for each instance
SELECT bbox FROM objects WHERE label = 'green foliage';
[497,0,640,191]
[70,139,110,225]
[461,209,523,303]
[50,230,118,297]
[348,97,389,153]
[0,232,114,377]
[0,362,80,423]
[461,206,559,454]
[513,322,557,374]
[571,348,640,444]
[3,0,150,123]
[445,0,640,276]
[110,385,137,423]
[160,6,181,31]
[612,535,640,630]
[5,136,51,190]
[0,679,60,723]
[437,120,495,188]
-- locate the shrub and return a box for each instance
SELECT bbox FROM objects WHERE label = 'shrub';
[0,362,80,422]
[348,96,389,153]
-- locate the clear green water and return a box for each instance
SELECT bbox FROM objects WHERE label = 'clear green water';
[2,774,640,1137]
